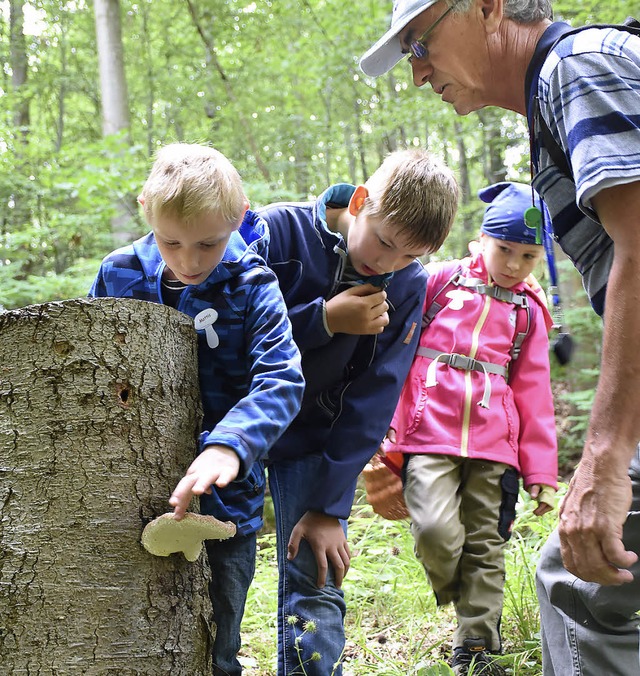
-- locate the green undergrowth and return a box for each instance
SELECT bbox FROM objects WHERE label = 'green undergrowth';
[239,483,566,675]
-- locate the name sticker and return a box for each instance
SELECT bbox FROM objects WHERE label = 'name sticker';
[194,309,220,349]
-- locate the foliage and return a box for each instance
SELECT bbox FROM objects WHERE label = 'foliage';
[1,0,608,466]
[2,0,618,312]
[242,484,566,675]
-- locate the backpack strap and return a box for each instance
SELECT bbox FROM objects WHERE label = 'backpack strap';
[511,294,531,361]
[422,264,463,329]
[454,275,529,307]
[423,266,532,363]
[418,347,508,409]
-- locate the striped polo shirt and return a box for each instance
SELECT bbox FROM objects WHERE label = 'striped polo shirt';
[531,25,640,317]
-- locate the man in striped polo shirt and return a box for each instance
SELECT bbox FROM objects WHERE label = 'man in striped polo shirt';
[360,1,640,674]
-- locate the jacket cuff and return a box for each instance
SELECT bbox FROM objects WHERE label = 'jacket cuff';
[322,299,334,338]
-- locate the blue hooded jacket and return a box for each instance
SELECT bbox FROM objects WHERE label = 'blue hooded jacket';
[258,184,428,519]
[89,210,304,535]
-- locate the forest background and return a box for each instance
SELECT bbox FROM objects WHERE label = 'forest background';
[1,0,624,468]
[0,1,627,673]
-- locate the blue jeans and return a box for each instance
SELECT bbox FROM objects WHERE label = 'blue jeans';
[268,455,348,676]
[536,446,640,675]
[205,533,257,676]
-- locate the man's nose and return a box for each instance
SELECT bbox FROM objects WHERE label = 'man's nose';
[411,58,432,88]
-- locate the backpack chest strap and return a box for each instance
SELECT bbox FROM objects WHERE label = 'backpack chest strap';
[454,275,529,306]
[417,347,508,409]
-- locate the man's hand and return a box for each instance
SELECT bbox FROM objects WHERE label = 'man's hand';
[559,458,637,585]
[326,284,389,335]
[169,445,240,520]
[287,511,351,588]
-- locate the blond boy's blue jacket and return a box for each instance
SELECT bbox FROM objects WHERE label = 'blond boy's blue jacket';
[89,210,304,535]
[259,185,428,519]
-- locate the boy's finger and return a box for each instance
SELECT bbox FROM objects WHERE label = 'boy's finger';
[347,283,381,297]
[287,531,301,561]
[315,553,329,588]
[214,474,232,489]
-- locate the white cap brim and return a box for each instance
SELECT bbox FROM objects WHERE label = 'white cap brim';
[359,0,440,77]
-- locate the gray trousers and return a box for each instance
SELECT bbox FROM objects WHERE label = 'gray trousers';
[536,447,640,676]
[404,454,515,652]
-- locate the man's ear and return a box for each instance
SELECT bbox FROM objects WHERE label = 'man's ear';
[348,185,368,216]
[137,194,145,206]
[478,0,503,33]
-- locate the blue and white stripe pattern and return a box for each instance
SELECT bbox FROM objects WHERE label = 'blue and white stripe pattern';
[89,211,304,534]
[532,26,640,316]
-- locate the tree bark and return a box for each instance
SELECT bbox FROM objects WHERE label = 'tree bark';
[0,298,213,674]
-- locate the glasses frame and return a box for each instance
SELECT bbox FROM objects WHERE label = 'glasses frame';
[408,0,460,61]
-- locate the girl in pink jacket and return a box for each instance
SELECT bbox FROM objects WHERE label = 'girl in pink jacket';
[383,182,558,676]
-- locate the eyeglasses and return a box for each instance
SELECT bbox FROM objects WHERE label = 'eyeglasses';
[408,0,460,61]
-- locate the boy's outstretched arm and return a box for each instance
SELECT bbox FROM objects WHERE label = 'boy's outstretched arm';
[169,445,240,520]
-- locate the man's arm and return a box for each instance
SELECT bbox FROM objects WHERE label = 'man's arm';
[559,180,640,584]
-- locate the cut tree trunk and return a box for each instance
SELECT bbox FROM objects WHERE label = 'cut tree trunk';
[0,298,213,674]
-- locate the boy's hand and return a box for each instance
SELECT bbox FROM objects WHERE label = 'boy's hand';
[287,511,351,588]
[326,284,389,335]
[169,445,240,520]
[527,484,556,516]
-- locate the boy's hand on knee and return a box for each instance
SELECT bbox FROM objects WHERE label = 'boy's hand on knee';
[169,445,240,520]
[287,511,351,588]
[326,284,389,335]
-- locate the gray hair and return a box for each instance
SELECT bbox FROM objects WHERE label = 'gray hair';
[450,0,552,22]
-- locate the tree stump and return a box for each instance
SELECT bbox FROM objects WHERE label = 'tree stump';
[0,298,213,674]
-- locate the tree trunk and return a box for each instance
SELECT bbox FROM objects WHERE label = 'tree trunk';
[0,298,214,674]
[94,0,129,137]
[9,0,29,140]
[94,0,137,247]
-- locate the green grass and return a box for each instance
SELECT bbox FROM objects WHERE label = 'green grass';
[239,483,565,675]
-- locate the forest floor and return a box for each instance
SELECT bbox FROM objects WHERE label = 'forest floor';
[236,483,562,675]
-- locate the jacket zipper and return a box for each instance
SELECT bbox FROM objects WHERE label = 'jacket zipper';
[328,244,347,298]
[460,294,492,457]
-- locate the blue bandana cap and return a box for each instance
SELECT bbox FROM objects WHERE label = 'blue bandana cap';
[479,182,550,245]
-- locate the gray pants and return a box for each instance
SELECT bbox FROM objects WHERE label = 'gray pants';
[536,447,640,676]
[404,454,516,652]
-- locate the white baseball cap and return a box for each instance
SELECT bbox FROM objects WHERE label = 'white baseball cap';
[359,0,441,77]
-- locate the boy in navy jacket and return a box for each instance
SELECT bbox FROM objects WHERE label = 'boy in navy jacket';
[259,148,459,674]
[89,143,304,676]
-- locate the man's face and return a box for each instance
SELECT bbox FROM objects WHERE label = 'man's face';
[399,1,493,115]
[346,209,428,277]
[151,209,242,286]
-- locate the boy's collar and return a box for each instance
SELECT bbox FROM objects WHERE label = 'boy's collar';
[316,184,395,287]
[316,183,357,228]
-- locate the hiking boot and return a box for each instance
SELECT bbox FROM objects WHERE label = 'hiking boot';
[450,638,506,676]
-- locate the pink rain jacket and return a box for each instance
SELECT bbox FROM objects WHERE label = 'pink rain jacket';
[385,253,558,490]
